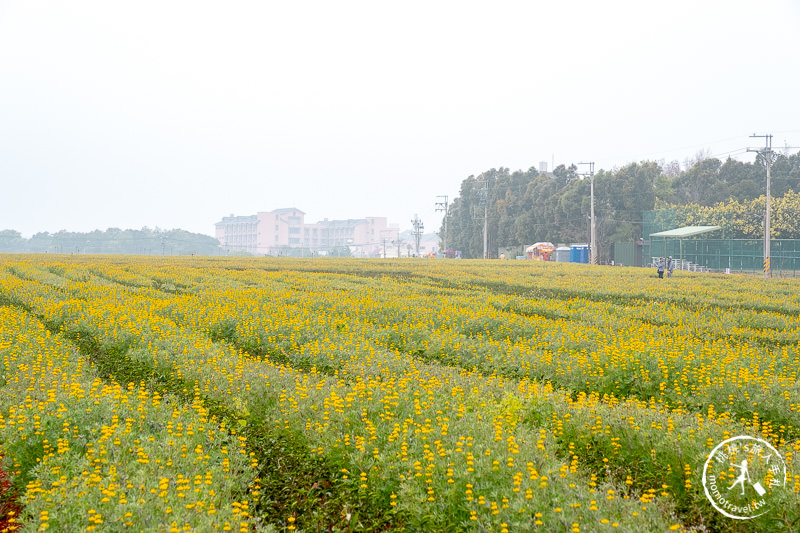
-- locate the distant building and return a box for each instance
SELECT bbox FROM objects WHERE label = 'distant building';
[215,208,399,256]
[214,214,258,254]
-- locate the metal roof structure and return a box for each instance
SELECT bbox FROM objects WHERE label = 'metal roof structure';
[649,225,722,267]
[649,225,721,238]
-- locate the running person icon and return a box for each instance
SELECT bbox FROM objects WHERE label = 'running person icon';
[728,459,750,495]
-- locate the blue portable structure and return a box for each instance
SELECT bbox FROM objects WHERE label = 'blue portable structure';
[570,244,589,263]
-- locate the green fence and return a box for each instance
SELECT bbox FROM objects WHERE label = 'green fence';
[641,209,800,274]
[612,242,643,267]
[643,238,800,275]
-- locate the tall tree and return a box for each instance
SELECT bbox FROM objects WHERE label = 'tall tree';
[442,151,799,260]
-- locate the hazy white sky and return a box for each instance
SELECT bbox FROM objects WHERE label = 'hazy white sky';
[1,0,799,238]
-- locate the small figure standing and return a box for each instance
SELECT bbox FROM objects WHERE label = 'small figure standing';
[728,459,750,495]
[667,256,675,278]
[657,258,665,279]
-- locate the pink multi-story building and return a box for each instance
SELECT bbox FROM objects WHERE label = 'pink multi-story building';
[215,208,399,256]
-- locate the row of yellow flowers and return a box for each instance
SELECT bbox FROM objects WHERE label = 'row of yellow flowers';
[1,255,798,532]
[0,288,259,531]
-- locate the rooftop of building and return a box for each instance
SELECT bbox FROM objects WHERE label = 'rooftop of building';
[216,214,258,225]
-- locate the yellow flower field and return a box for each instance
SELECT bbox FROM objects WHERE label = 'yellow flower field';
[0,255,798,532]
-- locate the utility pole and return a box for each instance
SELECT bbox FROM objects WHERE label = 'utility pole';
[411,214,424,257]
[578,161,596,264]
[475,179,489,259]
[748,134,773,277]
[484,184,489,259]
[435,195,449,256]
[471,178,490,258]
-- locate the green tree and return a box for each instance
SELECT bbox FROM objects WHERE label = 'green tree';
[673,158,728,205]
[770,152,800,197]
[442,150,800,262]
[0,229,24,252]
[718,157,762,201]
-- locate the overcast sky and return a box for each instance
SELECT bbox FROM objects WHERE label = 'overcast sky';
[1,1,799,238]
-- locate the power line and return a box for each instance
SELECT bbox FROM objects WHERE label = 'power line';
[603,133,779,166]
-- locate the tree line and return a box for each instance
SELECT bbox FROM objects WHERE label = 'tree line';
[441,152,800,260]
[0,227,222,255]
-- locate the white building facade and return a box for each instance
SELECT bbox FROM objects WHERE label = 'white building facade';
[215,208,399,256]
